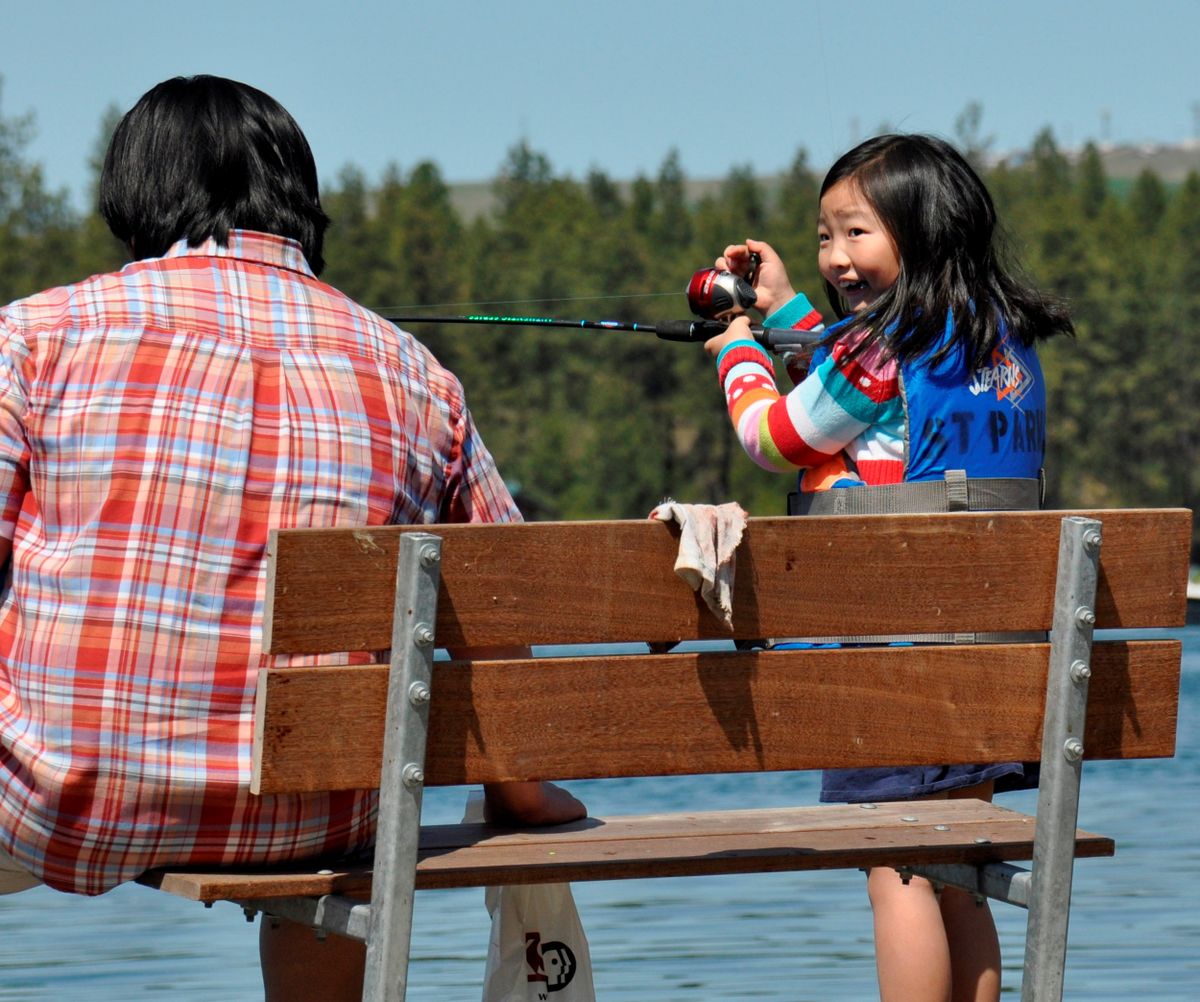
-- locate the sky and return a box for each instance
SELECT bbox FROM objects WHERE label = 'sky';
[4,0,1199,211]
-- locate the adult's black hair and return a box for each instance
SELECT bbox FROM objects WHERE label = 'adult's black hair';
[820,133,1073,368]
[100,75,329,274]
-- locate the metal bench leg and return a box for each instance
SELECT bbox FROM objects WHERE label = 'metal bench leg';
[1021,516,1100,1002]
[362,533,442,1002]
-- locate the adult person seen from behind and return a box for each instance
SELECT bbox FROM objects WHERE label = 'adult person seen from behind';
[0,74,584,1000]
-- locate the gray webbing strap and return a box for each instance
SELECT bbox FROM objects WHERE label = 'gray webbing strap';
[772,630,1048,645]
[787,474,1042,516]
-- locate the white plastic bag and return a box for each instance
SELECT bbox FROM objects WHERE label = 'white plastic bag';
[481,882,596,1001]
[464,791,596,1002]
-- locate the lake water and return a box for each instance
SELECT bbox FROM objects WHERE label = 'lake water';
[2,627,1197,1000]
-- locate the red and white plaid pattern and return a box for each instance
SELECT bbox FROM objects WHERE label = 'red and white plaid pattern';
[0,232,519,893]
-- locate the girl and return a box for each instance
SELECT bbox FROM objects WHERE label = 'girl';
[704,134,1073,1002]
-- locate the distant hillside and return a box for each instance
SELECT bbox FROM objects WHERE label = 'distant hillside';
[447,140,1200,221]
[998,139,1200,184]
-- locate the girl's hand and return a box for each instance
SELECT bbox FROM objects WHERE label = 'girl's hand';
[717,238,795,318]
[704,315,754,359]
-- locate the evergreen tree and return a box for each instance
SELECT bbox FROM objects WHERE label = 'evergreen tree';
[70,105,128,283]
[770,148,823,310]
[1128,168,1168,232]
[321,165,378,301]
[1156,171,1200,553]
[651,149,693,255]
[1030,128,1072,200]
[0,80,76,302]
[953,101,993,172]
[627,175,655,237]
[586,168,622,221]
[1076,142,1109,220]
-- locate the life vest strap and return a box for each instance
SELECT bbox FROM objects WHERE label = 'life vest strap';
[786,470,1043,516]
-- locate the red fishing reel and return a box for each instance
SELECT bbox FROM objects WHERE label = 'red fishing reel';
[685,252,760,320]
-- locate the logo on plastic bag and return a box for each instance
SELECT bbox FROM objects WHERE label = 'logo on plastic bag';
[526,932,577,993]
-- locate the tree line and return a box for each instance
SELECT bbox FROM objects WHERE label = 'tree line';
[2,94,1197,556]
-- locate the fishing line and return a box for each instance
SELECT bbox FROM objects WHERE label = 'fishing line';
[373,290,679,313]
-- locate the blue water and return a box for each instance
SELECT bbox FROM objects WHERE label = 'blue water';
[2,628,1197,1000]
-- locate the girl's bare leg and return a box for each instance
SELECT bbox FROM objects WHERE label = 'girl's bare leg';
[868,781,1000,1002]
[869,866,953,1002]
[941,882,1001,1002]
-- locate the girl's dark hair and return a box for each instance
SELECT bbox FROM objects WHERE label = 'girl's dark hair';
[820,134,1073,367]
[100,75,330,274]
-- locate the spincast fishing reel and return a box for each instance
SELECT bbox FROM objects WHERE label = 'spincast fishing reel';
[685,253,761,321]
[686,268,756,321]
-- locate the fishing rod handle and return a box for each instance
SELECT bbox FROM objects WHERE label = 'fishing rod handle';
[654,320,824,354]
[753,325,826,353]
[652,320,727,343]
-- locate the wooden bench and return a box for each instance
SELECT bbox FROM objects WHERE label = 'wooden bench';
[138,509,1190,1001]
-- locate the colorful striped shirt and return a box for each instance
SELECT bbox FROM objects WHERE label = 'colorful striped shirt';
[717,315,906,489]
[0,231,519,894]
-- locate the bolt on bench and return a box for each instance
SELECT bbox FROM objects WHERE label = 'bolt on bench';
[138,508,1190,1001]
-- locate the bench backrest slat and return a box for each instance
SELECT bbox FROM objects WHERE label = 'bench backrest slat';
[252,639,1181,794]
[263,510,1190,654]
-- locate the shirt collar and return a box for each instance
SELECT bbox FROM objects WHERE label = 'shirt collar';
[161,230,316,278]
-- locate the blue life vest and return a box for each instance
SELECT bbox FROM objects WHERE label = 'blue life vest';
[802,314,1045,487]
[901,320,1045,482]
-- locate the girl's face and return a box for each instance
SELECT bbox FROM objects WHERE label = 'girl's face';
[817,179,901,313]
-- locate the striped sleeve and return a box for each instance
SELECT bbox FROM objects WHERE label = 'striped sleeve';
[762,294,825,334]
[715,330,899,474]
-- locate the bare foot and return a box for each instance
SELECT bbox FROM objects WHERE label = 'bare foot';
[483,781,586,826]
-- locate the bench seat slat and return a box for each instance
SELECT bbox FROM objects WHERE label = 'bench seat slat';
[252,640,1181,794]
[137,801,1114,902]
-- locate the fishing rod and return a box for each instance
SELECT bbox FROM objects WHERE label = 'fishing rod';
[375,311,825,354]
[378,256,826,354]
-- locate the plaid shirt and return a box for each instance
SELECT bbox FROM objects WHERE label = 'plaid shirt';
[0,231,519,894]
